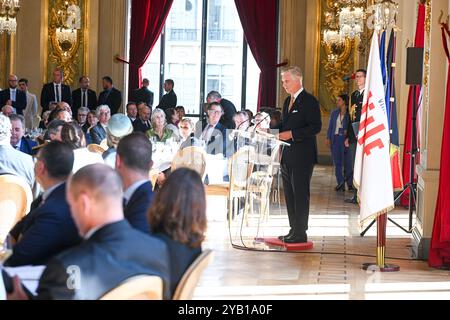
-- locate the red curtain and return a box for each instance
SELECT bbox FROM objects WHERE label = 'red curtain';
[128,0,173,100]
[401,2,425,206]
[429,24,450,268]
[234,0,278,111]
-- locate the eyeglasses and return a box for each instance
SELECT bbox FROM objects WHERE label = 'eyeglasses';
[208,110,222,115]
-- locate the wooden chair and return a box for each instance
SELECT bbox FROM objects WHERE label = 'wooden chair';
[100,275,163,300]
[171,146,207,180]
[0,175,33,243]
[172,249,214,300]
[87,144,106,154]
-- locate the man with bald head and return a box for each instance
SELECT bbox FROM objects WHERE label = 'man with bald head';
[8,164,170,300]
[40,68,72,115]
[0,74,27,115]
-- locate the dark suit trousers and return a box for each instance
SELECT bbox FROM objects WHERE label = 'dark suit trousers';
[281,161,315,235]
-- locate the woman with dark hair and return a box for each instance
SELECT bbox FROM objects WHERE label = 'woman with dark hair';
[147,168,207,297]
[326,94,352,191]
[60,122,103,173]
[164,107,180,139]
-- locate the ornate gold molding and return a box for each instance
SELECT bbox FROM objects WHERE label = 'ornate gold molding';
[47,0,88,86]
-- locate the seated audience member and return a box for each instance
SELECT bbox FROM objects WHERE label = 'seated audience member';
[269,109,282,130]
[60,122,103,173]
[146,108,173,143]
[76,107,90,128]
[9,114,38,156]
[175,106,185,120]
[116,133,154,233]
[39,110,51,129]
[55,109,72,122]
[0,114,35,188]
[44,119,65,141]
[8,164,170,300]
[2,105,15,117]
[85,110,98,133]
[148,168,207,297]
[126,102,138,122]
[195,102,228,156]
[103,114,133,168]
[245,109,254,126]
[164,108,180,138]
[254,111,271,133]
[132,104,152,133]
[5,141,81,267]
[206,91,237,129]
[179,118,202,150]
[57,102,73,117]
[233,111,250,131]
[90,105,110,144]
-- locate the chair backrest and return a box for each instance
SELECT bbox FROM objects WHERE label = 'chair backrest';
[100,275,163,300]
[228,146,255,189]
[171,146,207,179]
[100,139,108,150]
[172,249,214,300]
[0,175,33,242]
[87,143,106,154]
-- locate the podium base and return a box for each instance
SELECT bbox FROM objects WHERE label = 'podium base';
[362,263,400,272]
[256,237,314,251]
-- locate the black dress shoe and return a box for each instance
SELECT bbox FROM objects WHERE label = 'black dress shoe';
[283,235,308,243]
[335,182,345,191]
[347,185,355,192]
[278,230,294,241]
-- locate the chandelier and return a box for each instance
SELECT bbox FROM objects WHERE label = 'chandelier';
[367,0,399,31]
[55,2,81,54]
[339,0,366,41]
[0,0,20,34]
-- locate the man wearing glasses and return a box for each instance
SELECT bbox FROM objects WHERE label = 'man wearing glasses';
[0,74,27,115]
[76,107,90,131]
[197,102,228,156]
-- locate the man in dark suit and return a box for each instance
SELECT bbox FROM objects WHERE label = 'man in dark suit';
[196,102,229,157]
[206,90,237,129]
[9,114,38,156]
[126,102,138,122]
[344,69,366,203]
[40,69,72,115]
[0,74,27,115]
[97,76,122,115]
[157,79,177,112]
[116,133,154,234]
[132,78,154,107]
[7,164,170,300]
[5,141,81,267]
[71,76,97,115]
[278,66,322,244]
[132,105,152,133]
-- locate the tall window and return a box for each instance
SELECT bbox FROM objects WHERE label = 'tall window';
[142,0,260,117]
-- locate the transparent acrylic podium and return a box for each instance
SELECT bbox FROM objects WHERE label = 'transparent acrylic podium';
[227,129,290,251]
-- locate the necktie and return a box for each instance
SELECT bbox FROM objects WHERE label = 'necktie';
[288,96,295,112]
[11,89,16,102]
[55,84,60,102]
[82,90,86,108]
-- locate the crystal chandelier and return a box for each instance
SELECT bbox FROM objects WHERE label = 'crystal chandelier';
[339,0,366,41]
[368,0,399,31]
[322,5,343,47]
[0,0,20,34]
[55,3,81,55]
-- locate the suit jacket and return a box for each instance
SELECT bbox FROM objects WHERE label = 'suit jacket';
[124,181,153,234]
[0,144,35,188]
[6,183,81,267]
[326,108,350,145]
[17,137,38,156]
[71,88,97,114]
[90,123,107,144]
[195,122,229,157]
[280,90,322,167]
[0,88,27,115]
[132,118,152,133]
[40,82,72,114]
[157,90,177,111]
[155,232,201,298]
[219,98,237,129]
[98,87,122,115]
[132,87,154,107]
[346,89,364,144]
[23,91,38,130]
[35,220,171,300]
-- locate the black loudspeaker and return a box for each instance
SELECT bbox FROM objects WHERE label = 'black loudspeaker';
[406,47,424,85]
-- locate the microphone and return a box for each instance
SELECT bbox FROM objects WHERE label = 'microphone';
[190,132,195,144]
[342,74,355,81]
[253,113,271,133]
[236,118,251,130]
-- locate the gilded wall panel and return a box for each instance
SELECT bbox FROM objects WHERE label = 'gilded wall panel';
[0,34,10,89]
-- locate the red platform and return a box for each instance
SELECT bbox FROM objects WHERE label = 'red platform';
[256,237,314,251]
